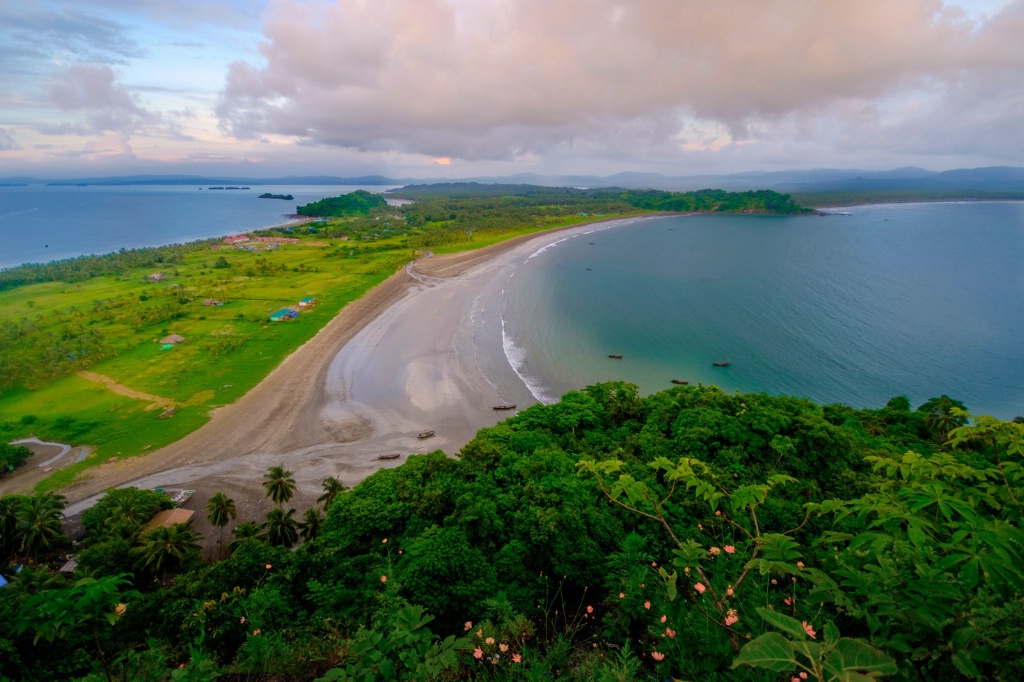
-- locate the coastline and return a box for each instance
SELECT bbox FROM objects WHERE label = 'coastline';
[59,216,653,527]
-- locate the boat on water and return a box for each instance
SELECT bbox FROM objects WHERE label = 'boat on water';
[671,379,689,385]
[493,404,517,410]
[712,361,730,367]
[608,354,623,359]
[417,430,435,439]
[377,454,401,460]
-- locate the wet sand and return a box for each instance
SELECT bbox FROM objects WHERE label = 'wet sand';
[55,217,647,527]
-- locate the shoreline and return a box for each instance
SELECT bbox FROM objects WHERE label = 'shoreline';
[58,216,653,522]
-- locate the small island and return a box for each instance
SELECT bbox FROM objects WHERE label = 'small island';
[258,193,294,200]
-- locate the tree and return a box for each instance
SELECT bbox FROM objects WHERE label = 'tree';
[318,476,347,510]
[0,494,27,561]
[262,465,296,507]
[298,507,323,543]
[133,523,201,583]
[205,492,237,556]
[16,493,68,561]
[917,395,968,441]
[81,487,172,541]
[264,508,299,548]
[228,521,265,555]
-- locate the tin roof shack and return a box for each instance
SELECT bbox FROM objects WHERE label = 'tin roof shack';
[270,308,298,322]
[140,508,195,534]
[159,334,185,345]
[298,297,317,307]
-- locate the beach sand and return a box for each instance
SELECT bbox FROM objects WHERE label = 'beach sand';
[55,217,642,537]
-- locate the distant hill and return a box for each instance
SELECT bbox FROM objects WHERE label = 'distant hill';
[2,166,1023,194]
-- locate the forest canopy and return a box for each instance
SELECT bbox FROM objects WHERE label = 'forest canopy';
[2,383,1021,681]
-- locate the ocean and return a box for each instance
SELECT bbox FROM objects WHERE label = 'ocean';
[0,184,395,269]
[501,203,1024,419]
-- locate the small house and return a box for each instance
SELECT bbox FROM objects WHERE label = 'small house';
[201,299,224,306]
[270,308,298,322]
[223,235,250,244]
[140,508,195,534]
[146,273,167,282]
[298,297,317,307]
[159,334,185,345]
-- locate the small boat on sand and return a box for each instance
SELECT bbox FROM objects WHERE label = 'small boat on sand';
[671,379,689,385]
[377,454,401,460]
[493,404,517,410]
[417,430,435,439]
[608,354,623,359]
[712,361,730,367]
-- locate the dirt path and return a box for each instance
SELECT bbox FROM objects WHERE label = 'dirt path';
[77,371,178,411]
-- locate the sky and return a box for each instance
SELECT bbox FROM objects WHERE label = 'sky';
[0,0,1022,179]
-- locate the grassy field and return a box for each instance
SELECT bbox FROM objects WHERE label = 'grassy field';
[0,210,638,492]
[0,228,414,491]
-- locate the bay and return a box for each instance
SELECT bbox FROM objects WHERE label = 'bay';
[0,184,395,269]
[503,202,1024,419]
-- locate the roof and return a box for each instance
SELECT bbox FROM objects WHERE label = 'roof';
[140,508,195,534]
[160,334,185,344]
[299,297,316,303]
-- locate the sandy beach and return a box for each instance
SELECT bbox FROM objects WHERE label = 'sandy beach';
[51,217,645,535]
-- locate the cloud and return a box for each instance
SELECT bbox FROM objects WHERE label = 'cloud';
[47,64,154,134]
[216,0,1024,166]
[0,127,19,151]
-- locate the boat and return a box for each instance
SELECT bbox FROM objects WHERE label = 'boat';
[712,361,730,367]
[492,404,517,410]
[417,430,435,439]
[671,379,689,385]
[377,454,401,460]
[608,354,623,359]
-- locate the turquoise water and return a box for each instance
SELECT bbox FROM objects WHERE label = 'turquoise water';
[0,184,395,269]
[503,203,1024,419]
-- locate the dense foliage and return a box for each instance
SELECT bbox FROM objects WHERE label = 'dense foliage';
[296,190,388,217]
[618,188,812,214]
[2,383,1021,680]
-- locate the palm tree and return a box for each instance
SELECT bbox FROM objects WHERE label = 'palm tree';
[262,465,296,507]
[318,476,347,509]
[0,494,26,561]
[205,492,237,556]
[264,508,299,548]
[918,395,968,441]
[298,507,323,543]
[228,521,265,554]
[16,493,68,561]
[134,523,201,583]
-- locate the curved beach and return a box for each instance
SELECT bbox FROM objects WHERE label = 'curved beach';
[61,217,647,521]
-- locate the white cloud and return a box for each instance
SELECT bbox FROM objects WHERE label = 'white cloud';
[215,0,1024,169]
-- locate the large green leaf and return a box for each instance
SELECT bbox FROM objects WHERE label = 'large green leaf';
[731,632,797,672]
[823,638,897,681]
[757,607,812,640]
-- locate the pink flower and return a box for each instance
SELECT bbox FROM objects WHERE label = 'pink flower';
[586,605,593,614]
[784,598,792,606]
[724,609,739,626]
[651,561,658,567]
[697,523,703,530]
[464,621,473,631]
[796,561,804,568]
[792,677,801,682]
[240,617,246,624]
[651,651,665,661]
[512,653,522,663]
[644,601,651,609]
[473,647,483,660]
[660,615,667,623]
[618,592,625,599]
[800,673,808,680]
[724,545,736,554]
[694,583,706,594]
[802,621,817,639]
[709,546,721,556]
[486,637,495,645]
[380,575,387,583]
[476,629,483,638]
[726,587,734,596]
[665,627,676,639]
[382,538,388,544]
[265,564,272,569]
[715,510,721,516]
[253,629,261,636]
[499,643,509,653]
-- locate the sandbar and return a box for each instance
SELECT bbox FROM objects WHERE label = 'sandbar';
[59,216,649,525]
